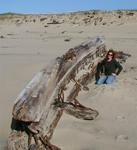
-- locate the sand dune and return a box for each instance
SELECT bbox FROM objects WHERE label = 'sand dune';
[0,11,137,150]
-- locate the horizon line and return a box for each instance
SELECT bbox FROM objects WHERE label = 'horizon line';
[0,9,137,15]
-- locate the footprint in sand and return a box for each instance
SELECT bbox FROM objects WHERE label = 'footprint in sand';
[78,31,83,34]
[61,30,67,34]
[64,37,71,42]
[98,129,105,134]
[0,35,5,38]
[116,115,126,120]
[115,134,128,141]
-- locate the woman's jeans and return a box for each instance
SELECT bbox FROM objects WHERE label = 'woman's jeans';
[97,75,116,84]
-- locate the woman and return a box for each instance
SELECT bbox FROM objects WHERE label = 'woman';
[96,49,123,84]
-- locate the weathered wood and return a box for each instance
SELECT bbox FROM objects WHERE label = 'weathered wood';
[9,37,126,150]
[12,37,105,122]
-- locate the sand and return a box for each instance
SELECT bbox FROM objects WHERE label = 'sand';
[0,11,137,150]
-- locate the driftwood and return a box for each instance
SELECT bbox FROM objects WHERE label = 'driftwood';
[8,37,130,150]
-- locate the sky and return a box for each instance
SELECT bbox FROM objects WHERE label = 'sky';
[0,0,137,14]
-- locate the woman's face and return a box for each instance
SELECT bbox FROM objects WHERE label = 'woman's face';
[107,52,113,60]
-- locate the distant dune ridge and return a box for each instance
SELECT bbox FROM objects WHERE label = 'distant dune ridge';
[0,10,137,26]
[0,10,137,150]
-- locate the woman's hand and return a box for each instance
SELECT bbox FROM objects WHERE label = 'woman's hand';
[112,73,117,76]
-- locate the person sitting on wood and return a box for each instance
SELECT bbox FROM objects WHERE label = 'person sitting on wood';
[96,49,123,84]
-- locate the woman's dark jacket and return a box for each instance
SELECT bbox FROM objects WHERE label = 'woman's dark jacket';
[96,58,123,78]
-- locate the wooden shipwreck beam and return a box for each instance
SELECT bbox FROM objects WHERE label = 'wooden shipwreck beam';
[8,37,129,150]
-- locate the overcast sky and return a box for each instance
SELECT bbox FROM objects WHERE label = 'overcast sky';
[0,0,137,14]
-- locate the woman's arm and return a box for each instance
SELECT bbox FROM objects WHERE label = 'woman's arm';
[95,59,105,81]
[115,60,123,75]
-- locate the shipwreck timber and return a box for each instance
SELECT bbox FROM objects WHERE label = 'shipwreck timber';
[8,37,130,150]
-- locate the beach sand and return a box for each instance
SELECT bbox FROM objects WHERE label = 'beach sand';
[0,11,137,150]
